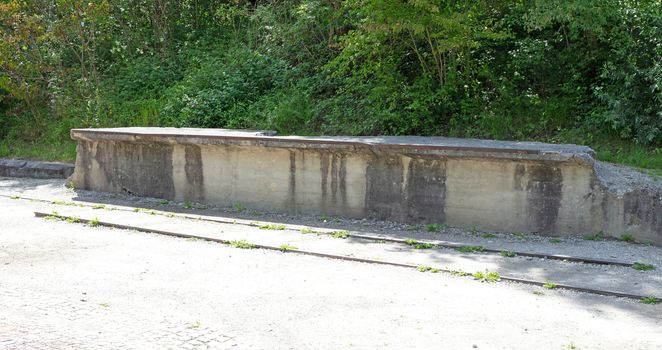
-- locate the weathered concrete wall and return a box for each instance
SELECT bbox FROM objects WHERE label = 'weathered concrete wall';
[0,158,75,179]
[70,128,662,245]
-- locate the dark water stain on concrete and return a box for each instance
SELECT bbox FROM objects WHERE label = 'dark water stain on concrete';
[184,145,204,202]
[623,190,661,240]
[405,157,446,222]
[288,150,297,212]
[365,155,404,220]
[330,153,347,210]
[94,141,175,200]
[524,163,563,233]
[514,164,526,191]
[318,151,348,214]
[320,152,330,203]
[77,141,93,189]
[92,141,118,192]
[338,154,347,212]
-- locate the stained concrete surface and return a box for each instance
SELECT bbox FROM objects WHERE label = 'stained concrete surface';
[69,128,662,245]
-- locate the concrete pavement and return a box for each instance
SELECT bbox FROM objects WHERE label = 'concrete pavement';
[1,181,661,349]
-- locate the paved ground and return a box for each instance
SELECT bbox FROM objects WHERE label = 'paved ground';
[1,180,661,349]
[29,200,662,297]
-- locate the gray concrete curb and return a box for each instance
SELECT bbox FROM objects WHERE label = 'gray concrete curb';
[0,158,74,179]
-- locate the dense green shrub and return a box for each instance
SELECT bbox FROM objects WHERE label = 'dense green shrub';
[161,49,288,128]
[0,0,660,169]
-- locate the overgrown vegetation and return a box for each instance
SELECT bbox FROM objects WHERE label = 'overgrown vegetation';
[1,0,660,172]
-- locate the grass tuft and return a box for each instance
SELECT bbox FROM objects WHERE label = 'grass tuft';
[66,216,80,223]
[229,240,255,249]
[583,231,605,241]
[473,270,500,283]
[640,296,660,305]
[512,231,527,240]
[618,233,635,243]
[456,245,484,253]
[543,282,557,289]
[404,239,435,249]
[279,244,298,252]
[233,202,246,212]
[88,217,100,227]
[332,230,350,239]
[425,223,445,232]
[259,224,286,230]
[417,265,441,273]
[632,262,656,271]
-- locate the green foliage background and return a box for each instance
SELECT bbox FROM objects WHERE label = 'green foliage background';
[0,0,660,171]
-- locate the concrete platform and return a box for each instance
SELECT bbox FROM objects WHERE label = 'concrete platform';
[0,158,74,179]
[70,128,662,245]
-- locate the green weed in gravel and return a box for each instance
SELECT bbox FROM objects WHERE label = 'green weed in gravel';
[583,231,605,241]
[279,244,298,252]
[332,230,349,239]
[425,223,445,232]
[417,265,441,273]
[260,224,286,230]
[632,262,656,271]
[300,228,323,235]
[619,233,635,243]
[456,245,484,253]
[640,296,660,304]
[66,216,80,223]
[230,240,255,249]
[499,251,516,257]
[543,282,557,289]
[233,203,246,212]
[404,239,435,249]
[512,231,527,240]
[88,217,100,227]
[473,271,500,283]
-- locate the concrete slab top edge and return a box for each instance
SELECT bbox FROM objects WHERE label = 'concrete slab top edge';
[70,127,597,159]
